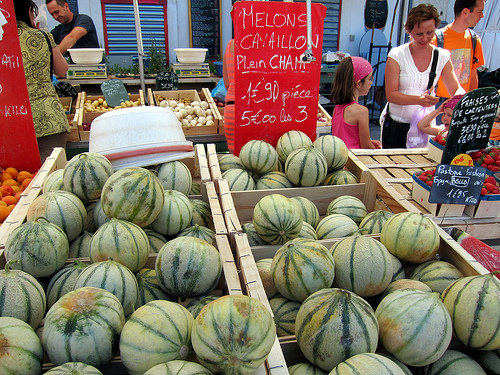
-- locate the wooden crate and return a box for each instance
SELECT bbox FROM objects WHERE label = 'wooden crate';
[317,103,332,128]
[59,96,74,115]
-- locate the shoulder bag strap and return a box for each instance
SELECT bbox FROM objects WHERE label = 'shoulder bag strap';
[41,31,54,81]
[427,48,439,91]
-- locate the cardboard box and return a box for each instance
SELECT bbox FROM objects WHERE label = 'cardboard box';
[464,193,500,218]
[428,138,443,163]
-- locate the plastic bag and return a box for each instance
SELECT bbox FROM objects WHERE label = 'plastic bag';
[406,106,431,148]
[211,78,227,103]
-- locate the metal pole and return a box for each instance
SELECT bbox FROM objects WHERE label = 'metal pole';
[133,0,146,94]
[301,0,315,62]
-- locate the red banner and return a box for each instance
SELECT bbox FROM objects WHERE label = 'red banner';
[0,0,41,172]
[232,1,326,155]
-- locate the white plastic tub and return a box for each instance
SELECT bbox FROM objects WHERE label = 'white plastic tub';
[174,48,208,64]
[68,48,104,65]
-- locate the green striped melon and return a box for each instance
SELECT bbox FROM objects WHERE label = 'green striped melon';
[419,349,486,375]
[119,300,194,375]
[331,353,406,375]
[143,360,213,375]
[69,231,92,258]
[274,159,285,172]
[271,238,335,302]
[42,287,125,367]
[84,201,97,233]
[0,261,46,329]
[380,212,440,264]
[101,167,164,227]
[313,135,349,171]
[242,223,269,246]
[389,254,405,281]
[285,146,328,187]
[256,171,293,189]
[288,363,328,375]
[379,278,432,301]
[327,195,368,224]
[190,198,214,230]
[375,288,452,366]
[5,218,69,278]
[135,268,173,308]
[316,214,358,240]
[252,194,303,245]
[186,295,219,318]
[189,182,201,195]
[276,130,313,164]
[74,259,139,316]
[143,229,167,253]
[0,317,44,375]
[410,260,464,293]
[296,288,379,371]
[218,153,244,173]
[473,348,500,375]
[379,354,413,375]
[290,196,320,228]
[222,168,255,191]
[90,218,150,272]
[441,273,500,350]
[255,258,278,298]
[322,169,358,185]
[46,260,87,308]
[298,221,318,239]
[63,152,114,203]
[359,210,394,234]
[191,295,276,375]
[239,139,279,174]
[156,160,193,196]
[92,198,109,229]
[44,362,103,375]
[42,169,64,193]
[330,235,393,297]
[155,236,222,300]
[177,224,215,244]
[26,190,87,241]
[270,295,301,337]
[151,190,193,236]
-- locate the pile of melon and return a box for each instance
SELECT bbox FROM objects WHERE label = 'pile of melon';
[219,131,358,191]
[0,152,276,374]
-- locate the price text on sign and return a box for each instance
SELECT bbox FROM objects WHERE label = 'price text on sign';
[232,1,326,155]
[429,164,486,205]
[441,87,500,165]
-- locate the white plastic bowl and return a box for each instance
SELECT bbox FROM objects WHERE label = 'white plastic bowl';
[89,106,194,170]
[174,48,208,64]
[68,48,104,64]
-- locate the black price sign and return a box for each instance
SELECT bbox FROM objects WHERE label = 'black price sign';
[429,164,486,205]
[100,79,129,108]
[441,87,500,165]
[364,0,388,29]
[189,0,220,60]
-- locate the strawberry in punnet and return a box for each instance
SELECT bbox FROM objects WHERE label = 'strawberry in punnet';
[481,175,500,195]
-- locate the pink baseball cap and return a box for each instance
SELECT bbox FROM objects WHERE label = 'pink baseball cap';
[444,95,464,110]
[351,56,373,82]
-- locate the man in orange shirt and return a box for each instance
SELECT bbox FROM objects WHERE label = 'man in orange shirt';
[431,0,485,99]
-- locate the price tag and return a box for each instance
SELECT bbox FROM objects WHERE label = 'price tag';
[451,153,473,166]
[101,79,129,108]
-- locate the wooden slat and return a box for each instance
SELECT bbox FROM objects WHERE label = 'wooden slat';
[364,162,437,169]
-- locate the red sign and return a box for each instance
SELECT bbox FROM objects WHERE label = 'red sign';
[232,1,326,155]
[0,0,41,172]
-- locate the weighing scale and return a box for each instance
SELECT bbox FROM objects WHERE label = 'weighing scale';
[67,63,107,79]
[171,63,210,77]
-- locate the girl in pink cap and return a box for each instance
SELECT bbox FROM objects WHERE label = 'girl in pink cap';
[417,94,464,136]
[330,56,382,149]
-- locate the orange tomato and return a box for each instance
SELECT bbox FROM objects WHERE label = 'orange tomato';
[0,205,9,222]
[4,167,19,180]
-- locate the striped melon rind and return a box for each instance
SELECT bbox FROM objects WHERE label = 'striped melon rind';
[242,223,269,246]
[189,182,201,196]
[151,190,193,236]
[63,152,114,203]
[276,130,313,164]
[135,268,173,308]
[190,199,214,230]
[46,260,87,308]
[441,273,500,350]
[271,238,335,302]
[256,171,293,189]
[313,135,349,172]
[330,235,393,297]
[69,231,92,258]
[155,236,222,300]
[186,295,219,319]
[143,229,167,254]
[380,212,440,264]
[90,218,150,272]
[472,348,500,375]
[419,349,486,375]
[288,363,328,375]
[143,360,213,375]
[375,288,452,366]
[74,259,139,316]
[101,167,165,228]
[296,288,379,372]
[92,198,109,229]
[44,362,103,375]
[327,195,368,224]
[156,160,193,196]
[298,221,318,240]
[252,194,303,245]
[285,147,328,187]
[83,201,98,233]
[239,139,279,174]
[177,224,215,244]
[389,254,405,281]
[119,300,194,375]
[331,353,407,375]
[379,278,432,301]
[218,153,244,173]
[255,258,279,298]
[290,196,320,228]
[222,168,256,191]
[42,169,64,193]
[0,317,44,375]
[269,295,301,337]
[316,214,358,240]
[322,170,358,185]
[359,210,394,234]
[410,260,464,294]
[42,287,125,367]
[191,295,276,375]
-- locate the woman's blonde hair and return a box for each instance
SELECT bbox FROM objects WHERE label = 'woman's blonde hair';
[405,3,440,33]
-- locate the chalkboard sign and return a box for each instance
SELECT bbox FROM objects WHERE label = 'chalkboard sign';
[364,0,388,29]
[101,79,129,108]
[441,87,500,164]
[156,71,178,91]
[232,2,326,155]
[429,164,486,205]
[189,0,220,60]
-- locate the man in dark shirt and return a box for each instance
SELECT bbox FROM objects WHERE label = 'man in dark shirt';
[46,0,99,55]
